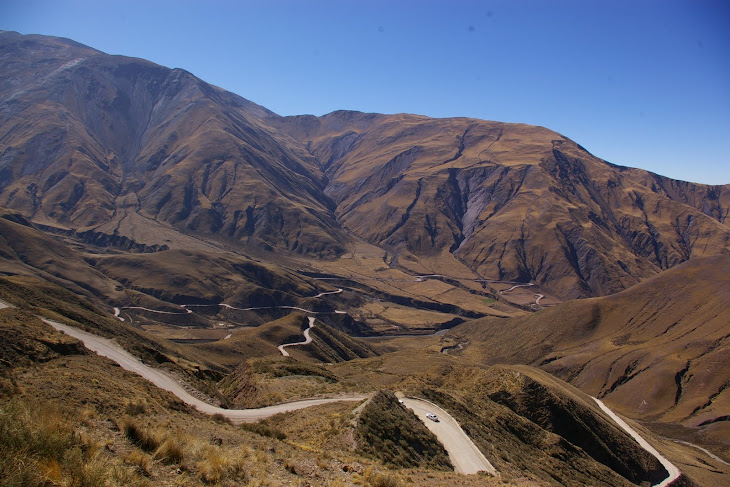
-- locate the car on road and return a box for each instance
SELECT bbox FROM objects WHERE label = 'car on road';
[426,413,439,422]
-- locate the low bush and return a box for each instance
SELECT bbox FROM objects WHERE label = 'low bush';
[239,421,287,440]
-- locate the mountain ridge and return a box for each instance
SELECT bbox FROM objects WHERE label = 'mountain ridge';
[1,31,729,299]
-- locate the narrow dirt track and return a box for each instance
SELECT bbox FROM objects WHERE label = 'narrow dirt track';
[1,298,686,484]
[44,319,367,423]
[42,315,497,475]
[278,316,315,356]
[592,397,680,487]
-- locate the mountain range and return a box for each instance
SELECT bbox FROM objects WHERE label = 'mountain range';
[1,30,728,301]
[1,30,729,486]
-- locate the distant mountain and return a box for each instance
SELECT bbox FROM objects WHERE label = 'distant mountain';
[1,31,729,299]
[273,111,730,298]
[0,31,347,258]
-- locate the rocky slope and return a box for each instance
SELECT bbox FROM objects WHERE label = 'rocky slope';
[273,111,730,298]
[0,31,346,258]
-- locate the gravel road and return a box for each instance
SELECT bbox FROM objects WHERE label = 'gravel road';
[44,318,367,423]
[402,397,496,475]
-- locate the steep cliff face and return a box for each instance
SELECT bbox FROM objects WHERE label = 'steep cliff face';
[275,111,730,298]
[0,31,347,257]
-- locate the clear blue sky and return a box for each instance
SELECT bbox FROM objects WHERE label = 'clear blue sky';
[2,0,728,184]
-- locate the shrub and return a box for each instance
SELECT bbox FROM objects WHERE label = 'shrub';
[240,421,287,440]
[120,416,160,452]
[211,412,231,424]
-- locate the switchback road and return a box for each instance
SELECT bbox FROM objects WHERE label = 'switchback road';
[278,316,315,356]
[44,318,367,423]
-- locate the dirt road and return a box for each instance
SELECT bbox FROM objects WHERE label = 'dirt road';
[44,319,367,423]
[402,397,496,475]
[592,397,680,487]
[278,316,315,356]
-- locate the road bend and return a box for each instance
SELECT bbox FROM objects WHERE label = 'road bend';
[44,318,367,423]
[402,397,496,475]
[278,316,315,357]
[592,397,680,487]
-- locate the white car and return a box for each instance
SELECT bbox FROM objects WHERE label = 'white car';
[426,413,439,422]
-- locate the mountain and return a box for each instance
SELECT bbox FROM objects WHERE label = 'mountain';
[273,111,730,298]
[1,31,729,300]
[2,30,730,486]
[0,30,347,258]
[450,255,730,457]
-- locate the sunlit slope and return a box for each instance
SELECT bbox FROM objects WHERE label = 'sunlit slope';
[455,255,730,432]
[275,111,730,299]
[0,208,124,300]
[0,31,347,258]
[2,31,729,300]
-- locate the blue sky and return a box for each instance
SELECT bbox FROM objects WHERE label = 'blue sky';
[2,0,728,184]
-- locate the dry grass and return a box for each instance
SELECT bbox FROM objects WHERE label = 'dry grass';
[121,416,162,453]
[363,468,402,487]
[0,397,146,487]
[155,432,186,464]
[357,390,451,470]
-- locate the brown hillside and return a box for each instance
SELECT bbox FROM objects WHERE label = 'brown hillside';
[0,208,125,300]
[274,111,730,299]
[453,255,730,456]
[1,32,728,300]
[0,31,347,258]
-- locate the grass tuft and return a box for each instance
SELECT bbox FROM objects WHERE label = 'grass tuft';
[240,420,287,440]
[120,416,160,452]
[154,433,186,464]
[124,400,147,416]
[0,397,141,487]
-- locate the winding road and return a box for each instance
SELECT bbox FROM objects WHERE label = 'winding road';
[278,316,315,356]
[313,288,344,298]
[498,283,545,306]
[45,311,497,475]
[43,318,367,423]
[1,296,686,483]
[25,296,498,476]
[592,397,680,487]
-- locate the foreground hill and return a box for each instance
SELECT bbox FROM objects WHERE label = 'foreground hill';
[5,276,713,486]
[452,255,730,458]
[1,31,728,301]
